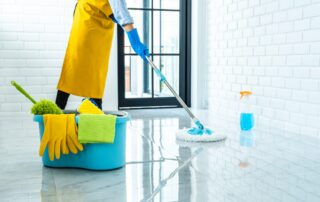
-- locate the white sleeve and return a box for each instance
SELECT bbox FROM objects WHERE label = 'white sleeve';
[108,0,134,25]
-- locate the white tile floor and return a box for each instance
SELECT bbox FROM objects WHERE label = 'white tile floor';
[1,109,320,201]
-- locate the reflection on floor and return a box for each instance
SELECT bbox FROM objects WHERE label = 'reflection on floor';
[1,109,320,201]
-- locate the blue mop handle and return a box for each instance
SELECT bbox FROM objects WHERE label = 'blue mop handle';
[146,57,202,126]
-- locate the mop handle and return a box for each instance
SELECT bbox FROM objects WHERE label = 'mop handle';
[146,57,198,122]
[11,81,37,104]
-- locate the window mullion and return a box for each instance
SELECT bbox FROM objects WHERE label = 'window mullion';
[151,0,154,98]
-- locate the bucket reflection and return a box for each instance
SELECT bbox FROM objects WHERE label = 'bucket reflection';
[239,131,255,168]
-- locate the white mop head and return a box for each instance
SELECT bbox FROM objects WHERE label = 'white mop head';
[176,128,227,142]
[176,138,226,148]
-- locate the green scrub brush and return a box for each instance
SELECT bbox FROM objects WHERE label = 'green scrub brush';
[11,81,63,115]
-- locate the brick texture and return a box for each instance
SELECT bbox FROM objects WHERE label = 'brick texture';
[0,0,90,115]
[207,0,320,137]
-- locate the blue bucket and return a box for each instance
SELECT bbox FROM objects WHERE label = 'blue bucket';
[33,111,129,170]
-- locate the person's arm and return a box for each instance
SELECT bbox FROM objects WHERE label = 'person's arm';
[108,0,134,27]
[123,23,134,32]
[109,0,150,61]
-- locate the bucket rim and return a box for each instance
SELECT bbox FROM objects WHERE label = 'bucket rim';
[33,110,129,124]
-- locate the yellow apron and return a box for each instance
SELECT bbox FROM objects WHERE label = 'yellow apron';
[57,0,114,99]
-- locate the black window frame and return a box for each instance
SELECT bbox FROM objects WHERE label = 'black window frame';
[117,0,191,109]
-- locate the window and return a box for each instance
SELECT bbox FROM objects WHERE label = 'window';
[118,0,191,108]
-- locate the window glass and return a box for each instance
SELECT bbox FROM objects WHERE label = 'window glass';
[153,11,179,54]
[126,0,152,9]
[124,55,152,98]
[153,56,179,97]
[153,0,180,10]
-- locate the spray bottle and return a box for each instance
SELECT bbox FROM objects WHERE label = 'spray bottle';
[240,91,254,131]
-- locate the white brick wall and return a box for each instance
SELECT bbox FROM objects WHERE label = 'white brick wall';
[0,0,75,116]
[206,0,320,137]
[0,0,118,116]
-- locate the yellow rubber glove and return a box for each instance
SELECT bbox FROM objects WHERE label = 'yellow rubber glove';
[66,114,83,154]
[61,131,69,155]
[39,115,68,161]
[77,99,104,114]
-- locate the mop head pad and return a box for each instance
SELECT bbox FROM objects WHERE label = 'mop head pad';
[176,121,226,142]
[176,128,226,142]
[176,138,226,148]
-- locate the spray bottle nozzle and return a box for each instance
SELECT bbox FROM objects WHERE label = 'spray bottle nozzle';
[240,91,252,99]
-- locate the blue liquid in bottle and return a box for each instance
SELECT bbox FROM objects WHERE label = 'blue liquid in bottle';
[240,113,254,131]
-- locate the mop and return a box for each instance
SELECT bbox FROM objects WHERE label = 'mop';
[146,57,226,142]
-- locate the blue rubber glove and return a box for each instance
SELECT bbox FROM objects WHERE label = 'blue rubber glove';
[126,28,150,61]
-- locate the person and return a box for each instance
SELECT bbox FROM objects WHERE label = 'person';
[55,0,149,110]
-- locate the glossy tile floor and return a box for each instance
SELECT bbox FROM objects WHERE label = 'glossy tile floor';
[1,109,320,202]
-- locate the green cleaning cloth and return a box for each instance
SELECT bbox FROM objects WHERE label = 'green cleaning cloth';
[78,114,117,144]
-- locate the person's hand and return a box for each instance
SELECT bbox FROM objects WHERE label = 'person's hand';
[126,28,150,61]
